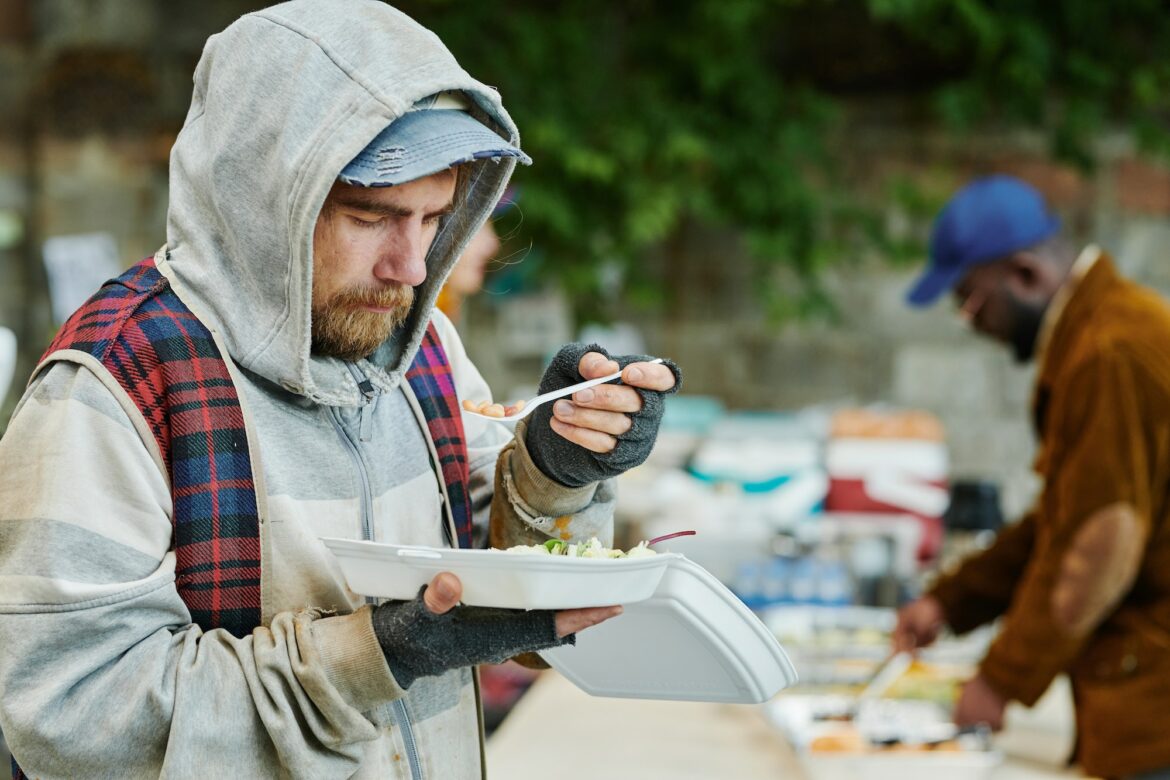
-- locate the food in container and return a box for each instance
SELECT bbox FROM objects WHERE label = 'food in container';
[320,537,675,609]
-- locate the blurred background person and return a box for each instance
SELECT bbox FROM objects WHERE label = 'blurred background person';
[895,175,1170,780]
[436,187,516,326]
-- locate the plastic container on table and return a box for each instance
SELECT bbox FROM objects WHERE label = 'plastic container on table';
[320,537,676,610]
[765,694,1002,780]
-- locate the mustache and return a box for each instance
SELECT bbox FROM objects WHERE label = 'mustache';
[329,283,415,310]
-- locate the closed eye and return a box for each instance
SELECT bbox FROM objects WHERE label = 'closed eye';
[349,215,385,229]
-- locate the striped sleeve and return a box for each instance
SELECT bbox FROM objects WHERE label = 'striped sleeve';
[0,362,397,778]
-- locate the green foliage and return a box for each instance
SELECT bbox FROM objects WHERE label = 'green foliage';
[398,0,1170,322]
[873,0,1170,166]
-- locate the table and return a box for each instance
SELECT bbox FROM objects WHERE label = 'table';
[487,673,1088,780]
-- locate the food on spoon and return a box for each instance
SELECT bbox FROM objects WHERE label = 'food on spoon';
[461,398,527,417]
[503,537,658,559]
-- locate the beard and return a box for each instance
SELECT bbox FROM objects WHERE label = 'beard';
[1006,296,1047,363]
[311,283,415,362]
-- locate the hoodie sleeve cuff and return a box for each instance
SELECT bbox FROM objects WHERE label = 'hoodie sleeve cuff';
[511,419,597,516]
[310,606,406,713]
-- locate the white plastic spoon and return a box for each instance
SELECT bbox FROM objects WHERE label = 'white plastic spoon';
[463,358,665,424]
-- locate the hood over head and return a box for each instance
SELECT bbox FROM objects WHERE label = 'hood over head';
[164,0,523,406]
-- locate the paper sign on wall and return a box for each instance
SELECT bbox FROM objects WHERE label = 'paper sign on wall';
[42,232,122,325]
[0,326,15,410]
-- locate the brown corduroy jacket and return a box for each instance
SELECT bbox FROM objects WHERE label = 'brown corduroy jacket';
[931,254,1170,779]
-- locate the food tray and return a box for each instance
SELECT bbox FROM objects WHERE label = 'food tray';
[320,538,677,609]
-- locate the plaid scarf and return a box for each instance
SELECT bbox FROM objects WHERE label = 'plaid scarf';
[15,260,475,775]
[37,258,473,639]
[405,330,475,550]
[41,259,263,638]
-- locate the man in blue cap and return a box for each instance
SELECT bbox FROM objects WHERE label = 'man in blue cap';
[905,174,1069,362]
[0,3,680,777]
[895,175,1170,779]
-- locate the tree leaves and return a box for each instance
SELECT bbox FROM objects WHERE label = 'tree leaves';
[399,0,1170,323]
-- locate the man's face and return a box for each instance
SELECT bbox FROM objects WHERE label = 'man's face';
[311,170,457,361]
[953,259,1047,363]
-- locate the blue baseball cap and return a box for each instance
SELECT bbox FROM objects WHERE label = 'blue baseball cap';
[339,92,532,187]
[906,175,1061,307]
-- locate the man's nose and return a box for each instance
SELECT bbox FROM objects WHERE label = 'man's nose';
[374,225,429,287]
[956,287,987,327]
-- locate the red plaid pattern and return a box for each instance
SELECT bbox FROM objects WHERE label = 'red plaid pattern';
[41,258,262,638]
[15,265,474,780]
[406,325,474,549]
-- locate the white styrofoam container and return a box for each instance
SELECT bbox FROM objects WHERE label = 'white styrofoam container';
[320,538,676,609]
[541,556,799,703]
[765,695,1002,780]
[825,438,948,480]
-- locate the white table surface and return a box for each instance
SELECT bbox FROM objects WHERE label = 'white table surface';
[487,673,1090,780]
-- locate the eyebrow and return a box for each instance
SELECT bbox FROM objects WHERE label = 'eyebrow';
[333,192,455,219]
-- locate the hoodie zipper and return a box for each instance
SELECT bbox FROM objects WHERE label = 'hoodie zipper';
[330,364,423,780]
[392,698,424,779]
[347,364,379,443]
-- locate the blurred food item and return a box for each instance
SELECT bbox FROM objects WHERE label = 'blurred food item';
[502,537,657,559]
[857,651,913,701]
[883,659,965,706]
[810,726,970,754]
[830,409,945,442]
[810,729,866,753]
[461,398,525,417]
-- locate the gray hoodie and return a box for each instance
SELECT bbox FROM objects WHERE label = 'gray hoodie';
[166,0,514,398]
[0,3,614,778]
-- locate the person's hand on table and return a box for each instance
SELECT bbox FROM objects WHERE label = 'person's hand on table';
[892,595,946,653]
[525,343,682,487]
[954,673,1008,731]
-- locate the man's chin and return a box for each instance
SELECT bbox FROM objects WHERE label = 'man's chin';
[311,318,397,361]
[310,294,414,361]
[1009,309,1044,364]
[1011,341,1037,364]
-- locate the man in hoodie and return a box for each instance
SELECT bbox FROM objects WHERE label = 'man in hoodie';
[894,175,1170,780]
[0,3,678,778]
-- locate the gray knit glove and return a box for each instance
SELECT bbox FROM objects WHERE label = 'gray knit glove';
[525,343,682,488]
[371,589,573,690]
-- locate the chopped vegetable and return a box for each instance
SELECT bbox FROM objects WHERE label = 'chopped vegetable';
[504,536,657,558]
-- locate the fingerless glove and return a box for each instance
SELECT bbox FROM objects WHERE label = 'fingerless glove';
[371,591,573,689]
[525,343,682,488]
